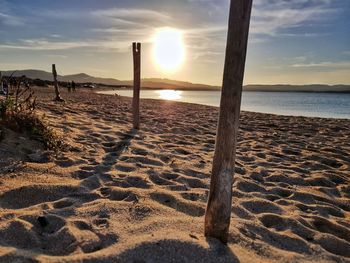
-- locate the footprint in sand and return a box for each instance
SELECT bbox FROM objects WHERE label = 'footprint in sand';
[131,147,149,156]
[310,216,350,243]
[177,176,209,189]
[149,172,176,186]
[150,192,205,217]
[109,176,151,189]
[0,185,83,209]
[115,163,137,173]
[241,199,284,214]
[235,180,266,193]
[73,170,95,179]
[98,187,139,202]
[315,234,350,258]
[180,192,207,203]
[52,198,75,209]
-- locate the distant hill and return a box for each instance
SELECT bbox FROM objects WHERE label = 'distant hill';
[125,78,221,90]
[1,69,219,90]
[1,69,350,92]
[2,69,55,82]
[1,70,125,86]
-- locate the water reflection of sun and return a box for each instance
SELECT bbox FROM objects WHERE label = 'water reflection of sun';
[156,90,182,100]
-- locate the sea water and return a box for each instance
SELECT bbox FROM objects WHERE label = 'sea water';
[98,89,350,119]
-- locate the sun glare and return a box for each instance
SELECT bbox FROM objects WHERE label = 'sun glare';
[153,28,185,72]
[156,90,182,100]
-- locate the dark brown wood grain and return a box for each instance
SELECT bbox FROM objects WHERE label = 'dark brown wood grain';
[52,64,63,102]
[205,0,253,243]
[132,42,141,129]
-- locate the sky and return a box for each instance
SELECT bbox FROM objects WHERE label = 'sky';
[0,0,349,85]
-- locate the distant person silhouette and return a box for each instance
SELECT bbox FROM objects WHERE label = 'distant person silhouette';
[67,82,71,92]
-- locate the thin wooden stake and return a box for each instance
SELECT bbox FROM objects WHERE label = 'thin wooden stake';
[132,42,141,129]
[205,0,253,243]
[52,64,64,102]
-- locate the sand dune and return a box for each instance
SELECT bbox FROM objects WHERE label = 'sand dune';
[0,88,349,262]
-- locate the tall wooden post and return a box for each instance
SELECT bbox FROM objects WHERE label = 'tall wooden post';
[132,42,141,129]
[52,64,64,102]
[205,0,253,243]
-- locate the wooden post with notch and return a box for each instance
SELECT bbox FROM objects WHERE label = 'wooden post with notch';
[204,0,253,243]
[132,42,141,129]
[52,64,64,102]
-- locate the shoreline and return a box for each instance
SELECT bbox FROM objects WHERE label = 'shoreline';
[95,89,350,120]
[96,87,350,93]
[0,88,349,262]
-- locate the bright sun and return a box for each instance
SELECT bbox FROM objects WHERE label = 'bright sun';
[153,28,185,72]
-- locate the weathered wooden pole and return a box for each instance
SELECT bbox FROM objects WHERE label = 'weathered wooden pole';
[52,64,64,102]
[132,42,141,129]
[205,0,253,243]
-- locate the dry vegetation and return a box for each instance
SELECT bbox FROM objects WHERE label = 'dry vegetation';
[0,77,63,150]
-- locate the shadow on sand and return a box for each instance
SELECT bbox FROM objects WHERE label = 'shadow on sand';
[83,238,240,263]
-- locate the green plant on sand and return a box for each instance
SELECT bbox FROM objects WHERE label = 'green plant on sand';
[0,76,63,150]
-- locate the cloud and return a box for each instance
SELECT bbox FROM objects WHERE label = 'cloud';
[184,25,226,36]
[92,8,170,23]
[180,25,227,63]
[0,0,24,26]
[0,0,23,26]
[0,38,133,52]
[0,12,23,26]
[251,0,338,36]
[44,54,68,59]
[0,39,89,50]
[292,61,350,68]
[277,32,330,37]
[21,7,174,51]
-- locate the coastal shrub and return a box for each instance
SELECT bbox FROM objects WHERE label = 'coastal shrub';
[32,78,48,87]
[0,75,36,123]
[0,77,63,150]
[0,98,14,120]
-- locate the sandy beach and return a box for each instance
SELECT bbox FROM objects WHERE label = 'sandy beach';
[0,88,349,262]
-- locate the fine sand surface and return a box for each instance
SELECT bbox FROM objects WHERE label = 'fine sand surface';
[0,88,349,263]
